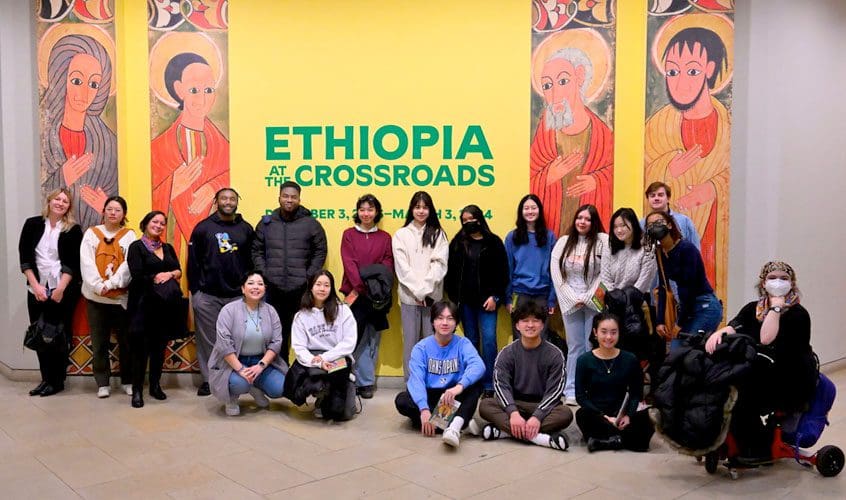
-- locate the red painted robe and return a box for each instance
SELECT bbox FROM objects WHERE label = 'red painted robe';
[151,117,229,259]
[530,110,614,236]
[681,109,719,290]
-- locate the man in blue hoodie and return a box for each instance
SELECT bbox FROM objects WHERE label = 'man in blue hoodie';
[188,188,254,396]
[395,300,485,448]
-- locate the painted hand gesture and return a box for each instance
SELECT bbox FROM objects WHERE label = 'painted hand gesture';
[547,149,584,185]
[62,153,94,187]
[171,156,203,199]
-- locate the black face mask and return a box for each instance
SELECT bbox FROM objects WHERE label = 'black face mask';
[463,221,482,235]
[647,224,669,240]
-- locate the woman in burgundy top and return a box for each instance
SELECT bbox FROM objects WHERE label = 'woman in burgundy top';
[340,194,394,398]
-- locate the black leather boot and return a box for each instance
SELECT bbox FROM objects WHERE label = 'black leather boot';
[587,435,623,452]
[131,389,144,408]
[29,381,48,396]
[149,384,167,400]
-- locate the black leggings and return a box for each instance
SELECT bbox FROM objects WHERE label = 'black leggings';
[130,330,168,392]
[576,408,654,451]
[395,381,483,430]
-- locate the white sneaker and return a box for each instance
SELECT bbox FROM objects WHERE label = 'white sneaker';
[249,387,270,408]
[97,386,110,398]
[225,399,240,416]
[565,397,578,407]
[442,428,461,448]
[466,419,482,436]
[122,384,133,396]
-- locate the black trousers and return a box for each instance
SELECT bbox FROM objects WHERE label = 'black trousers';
[395,381,483,430]
[130,329,168,392]
[266,284,306,364]
[26,287,79,386]
[576,407,654,451]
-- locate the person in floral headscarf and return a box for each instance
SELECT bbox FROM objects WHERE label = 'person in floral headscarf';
[705,261,817,461]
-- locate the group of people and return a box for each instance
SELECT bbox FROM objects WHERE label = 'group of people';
[19,182,816,458]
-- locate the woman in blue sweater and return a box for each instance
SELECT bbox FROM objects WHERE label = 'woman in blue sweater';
[395,300,485,448]
[504,194,556,339]
[645,211,722,345]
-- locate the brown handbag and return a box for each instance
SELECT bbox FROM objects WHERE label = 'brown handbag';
[653,250,681,339]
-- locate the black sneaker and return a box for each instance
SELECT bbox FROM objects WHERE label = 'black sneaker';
[356,385,374,399]
[197,382,211,396]
[481,423,501,441]
[549,432,569,451]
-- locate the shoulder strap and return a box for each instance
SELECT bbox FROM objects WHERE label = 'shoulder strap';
[656,249,669,288]
[90,226,105,240]
[114,227,130,241]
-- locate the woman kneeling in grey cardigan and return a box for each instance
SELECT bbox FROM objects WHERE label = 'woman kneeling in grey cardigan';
[208,271,288,416]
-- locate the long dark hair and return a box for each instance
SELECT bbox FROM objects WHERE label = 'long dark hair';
[559,204,605,282]
[300,270,340,324]
[455,204,494,247]
[608,207,642,255]
[403,191,443,248]
[513,194,549,247]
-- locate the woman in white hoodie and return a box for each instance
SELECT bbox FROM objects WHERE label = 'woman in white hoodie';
[392,191,449,381]
[288,270,357,420]
[80,196,136,399]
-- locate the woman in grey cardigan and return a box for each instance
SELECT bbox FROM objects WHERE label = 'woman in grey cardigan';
[208,271,288,416]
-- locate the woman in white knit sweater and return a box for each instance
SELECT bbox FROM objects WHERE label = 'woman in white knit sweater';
[80,196,137,399]
[392,192,449,380]
[600,208,656,294]
[551,204,608,405]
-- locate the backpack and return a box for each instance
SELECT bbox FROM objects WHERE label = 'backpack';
[784,373,836,448]
[90,226,130,298]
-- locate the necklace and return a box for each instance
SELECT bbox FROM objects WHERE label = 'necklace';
[601,357,616,374]
[246,305,261,330]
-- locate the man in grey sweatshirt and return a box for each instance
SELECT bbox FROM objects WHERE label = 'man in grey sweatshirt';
[477,300,573,450]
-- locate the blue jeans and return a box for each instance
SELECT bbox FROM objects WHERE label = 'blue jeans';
[353,323,381,387]
[228,355,286,399]
[671,293,723,349]
[563,306,598,398]
[459,304,498,390]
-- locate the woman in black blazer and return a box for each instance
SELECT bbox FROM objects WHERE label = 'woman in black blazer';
[18,188,83,396]
[127,211,182,408]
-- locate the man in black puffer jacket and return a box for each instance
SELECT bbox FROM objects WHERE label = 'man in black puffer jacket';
[649,334,756,454]
[252,181,327,361]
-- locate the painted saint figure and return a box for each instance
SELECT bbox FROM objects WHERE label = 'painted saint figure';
[40,29,117,229]
[530,30,614,236]
[645,14,733,301]
[150,50,229,261]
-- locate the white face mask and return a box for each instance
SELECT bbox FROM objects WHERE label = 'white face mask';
[764,279,792,297]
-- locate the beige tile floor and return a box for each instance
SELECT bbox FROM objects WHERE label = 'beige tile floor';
[1,369,845,499]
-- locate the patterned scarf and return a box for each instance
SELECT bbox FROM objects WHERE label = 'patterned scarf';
[755,261,800,321]
[141,234,163,253]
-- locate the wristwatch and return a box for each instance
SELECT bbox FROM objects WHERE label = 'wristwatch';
[769,306,784,314]
[258,360,267,368]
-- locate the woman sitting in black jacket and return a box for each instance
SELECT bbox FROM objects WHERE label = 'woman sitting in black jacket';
[705,261,817,461]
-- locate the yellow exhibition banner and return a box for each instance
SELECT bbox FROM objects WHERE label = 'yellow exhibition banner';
[111,0,650,377]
